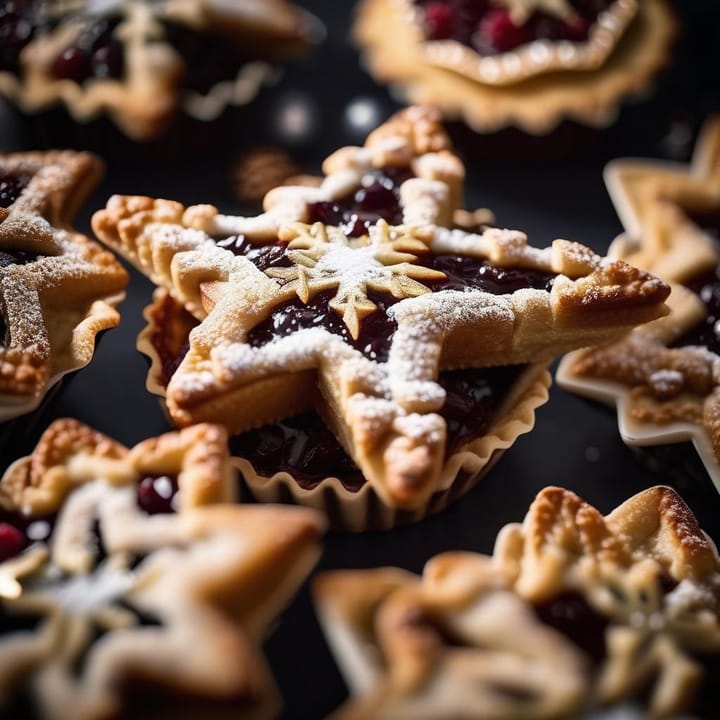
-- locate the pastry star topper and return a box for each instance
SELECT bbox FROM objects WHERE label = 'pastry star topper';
[557,116,720,490]
[93,108,669,510]
[0,152,128,415]
[315,486,720,719]
[0,419,324,720]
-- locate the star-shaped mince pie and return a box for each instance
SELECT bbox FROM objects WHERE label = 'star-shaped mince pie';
[353,0,675,134]
[0,151,128,423]
[558,117,720,490]
[0,0,322,139]
[92,107,670,514]
[0,418,324,719]
[314,485,720,719]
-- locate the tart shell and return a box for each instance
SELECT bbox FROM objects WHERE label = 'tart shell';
[138,288,551,531]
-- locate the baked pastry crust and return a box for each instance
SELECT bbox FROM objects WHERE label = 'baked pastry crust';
[0,418,324,719]
[0,0,321,139]
[314,485,720,718]
[93,106,669,512]
[0,151,128,422]
[354,0,675,133]
[557,117,720,490]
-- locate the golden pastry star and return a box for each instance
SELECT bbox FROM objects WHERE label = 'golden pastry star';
[315,486,720,719]
[0,419,324,720]
[92,107,669,510]
[557,116,720,492]
[0,152,128,421]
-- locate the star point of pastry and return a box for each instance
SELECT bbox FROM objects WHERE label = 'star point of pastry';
[93,107,670,511]
[558,116,720,488]
[0,418,324,719]
[0,151,128,422]
[315,485,720,719]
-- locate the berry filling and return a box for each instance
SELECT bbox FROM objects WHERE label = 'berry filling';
[0,0,46,73]
[674,211,720,353]
[136,475,179,515]
[0,172,29,208]
[533,591,609,664]
[247,257,555,362]
[415,0,613,55]
[0,510,55,563]
[307,167,414,238]
[216,235,292,272]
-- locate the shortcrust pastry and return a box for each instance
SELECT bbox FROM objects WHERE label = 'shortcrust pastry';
[0,418,324,719]
[558,117,720,491]
[314,485,720,718]
[0,151,128,423]
[354,0,675,133]
[92,106,669,527]
[0,0,322,139]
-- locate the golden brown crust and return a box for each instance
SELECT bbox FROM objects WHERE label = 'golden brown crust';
[557,116,720,484]
[354,0,675,134]
[0,152,128,416]
[94,107,668,512]
[1,0,321,139]
[316,485,720,718]
[0,420,324,719]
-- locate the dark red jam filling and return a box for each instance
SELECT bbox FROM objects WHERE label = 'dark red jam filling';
[416,0,613,54]
[307,167,414,238]
[229,365,525,491]
[0,510,54,563]
[533,591,609,664]
[675,212,720,353]
[247,288,400,363]
[246,259,554,363]
[0,0,45,73]
[136,475,179,515]
[215,235,292,272]
[0,172,29,208]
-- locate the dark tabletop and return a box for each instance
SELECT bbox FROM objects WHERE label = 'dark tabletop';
[1,1,720,718]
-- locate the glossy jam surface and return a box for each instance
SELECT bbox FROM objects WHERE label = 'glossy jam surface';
[533,590,609,663]
[0,0,43,72]
[51,18,124,82]
[0,173,29,207]
[247,289,400,363]
[136,475,179,515]
[230,365,524,490]
[307,167,414,238]
[216,235,291,272]
[676,213,720,353]
[0,510,54,563]
[416,0,612,53]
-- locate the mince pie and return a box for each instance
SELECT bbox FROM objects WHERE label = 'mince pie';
[314,485,720,718]
[0,0,322,139]
[92,106,670,530]
[558,116,720,491]
[0,418,324,719]
[354,0,675,133]
[0,150,128,423]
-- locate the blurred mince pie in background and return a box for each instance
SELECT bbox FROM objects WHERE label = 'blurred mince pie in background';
[0,0,324,140]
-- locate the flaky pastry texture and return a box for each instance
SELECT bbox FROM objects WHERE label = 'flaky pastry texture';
[558,116,720,488]
[93,106,669,511]
[0,151,128,421]
[0,0,321,139]
[315,485,720,718]
[0,418,324,720]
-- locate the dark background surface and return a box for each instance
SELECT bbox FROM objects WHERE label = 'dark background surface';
[1,0,720,717]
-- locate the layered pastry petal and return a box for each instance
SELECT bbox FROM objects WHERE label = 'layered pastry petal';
[558,116,720,491]
[0,418,324,719]
[354,0,675,133]
[315,485,720,718]
[0,0,322,139]
[0,151,128,422]
[93,106,669,518]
